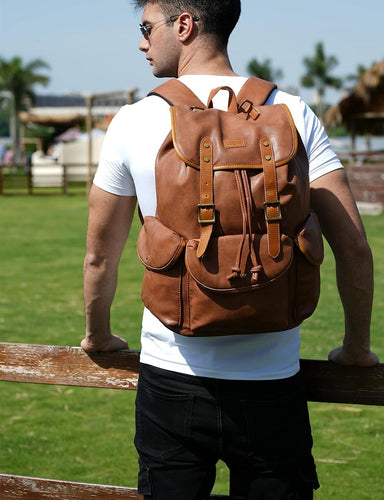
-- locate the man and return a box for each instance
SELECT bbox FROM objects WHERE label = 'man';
[81,1,379,498]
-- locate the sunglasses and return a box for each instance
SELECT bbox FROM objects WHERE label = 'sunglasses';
[139,14,199,39]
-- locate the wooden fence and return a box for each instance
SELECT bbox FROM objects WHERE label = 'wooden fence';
[27,163,97,195]
[1,342,383,499]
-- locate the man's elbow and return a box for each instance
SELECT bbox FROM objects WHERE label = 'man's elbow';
[84,251,109,272]
[335,233,373,271]
[356,237,373,266]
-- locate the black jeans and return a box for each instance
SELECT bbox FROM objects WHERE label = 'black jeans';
[135,363,319,500]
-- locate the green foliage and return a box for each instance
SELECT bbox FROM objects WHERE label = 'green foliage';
[301,42,342,119]
[326,125,348,137]
[0,56,50,164]
[0,107,9,137]
[247,58,283,82]
[301,42,342,92]
[24,123,56,153]
[0,56,50,109]
[0,193,383,497]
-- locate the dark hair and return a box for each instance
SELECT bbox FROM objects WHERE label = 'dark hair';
[133,0,241,45]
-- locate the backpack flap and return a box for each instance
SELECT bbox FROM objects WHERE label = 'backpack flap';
[170,103,298,170]
[170,102,299,259]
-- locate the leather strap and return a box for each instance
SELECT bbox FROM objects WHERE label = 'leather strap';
[240,79,280,259]
[148,79,206,108]
[260,136,281,258]
[237,77,277,121]
[149,76,277,109]
[237,77,277,106]
[197,137,214,258]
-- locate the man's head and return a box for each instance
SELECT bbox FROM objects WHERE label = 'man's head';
[134,0,241,47]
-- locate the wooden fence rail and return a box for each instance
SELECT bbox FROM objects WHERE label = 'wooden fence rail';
[1,343,383,499]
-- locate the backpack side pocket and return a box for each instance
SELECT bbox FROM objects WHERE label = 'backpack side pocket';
[294,210,324,266]
[293,210,323,323]
[137,216,186,271]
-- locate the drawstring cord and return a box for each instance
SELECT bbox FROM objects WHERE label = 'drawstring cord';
[226,170,247,281]
[242,170,263,283]
[226,170,263,283]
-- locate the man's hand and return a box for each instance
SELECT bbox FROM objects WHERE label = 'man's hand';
[328,345,379,367]
[81,333,129,353]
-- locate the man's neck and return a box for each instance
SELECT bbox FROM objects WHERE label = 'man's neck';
[177,47,237,78]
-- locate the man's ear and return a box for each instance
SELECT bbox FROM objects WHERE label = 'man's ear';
[177,13,196,41]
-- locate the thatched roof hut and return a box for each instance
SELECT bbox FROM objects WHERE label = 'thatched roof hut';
[19,111,85,128]
[324,59,384,137]
[18,88,137,131]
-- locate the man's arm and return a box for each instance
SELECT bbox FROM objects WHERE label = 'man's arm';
[81,185,137,353]
[310,168,379,366]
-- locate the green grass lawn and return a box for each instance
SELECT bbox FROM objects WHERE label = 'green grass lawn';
[0,191,383,498]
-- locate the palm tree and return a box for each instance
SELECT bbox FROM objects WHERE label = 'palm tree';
[0,56,50,165]
[301,42,342,120]
[247,58,283,82]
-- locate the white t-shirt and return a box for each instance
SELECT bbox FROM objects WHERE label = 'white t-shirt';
[94,75,342,380]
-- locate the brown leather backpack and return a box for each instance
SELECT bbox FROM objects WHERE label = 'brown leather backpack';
[137,77,324,336]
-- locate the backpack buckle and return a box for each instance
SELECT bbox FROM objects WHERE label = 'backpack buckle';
[238,99,260,120]
[263,201,282,222]
[198,204,216,224]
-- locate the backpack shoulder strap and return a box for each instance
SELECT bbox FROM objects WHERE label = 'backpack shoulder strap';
[149,77,276,108]
[148,79,206,108]
[237,77,277,106]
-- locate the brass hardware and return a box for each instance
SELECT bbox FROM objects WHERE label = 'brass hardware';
[263,201,282,222]
[198,203,215,224]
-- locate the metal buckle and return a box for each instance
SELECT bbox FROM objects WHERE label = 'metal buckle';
[263,201,282,222]
[198,204,215,224]
[238,99,260,120]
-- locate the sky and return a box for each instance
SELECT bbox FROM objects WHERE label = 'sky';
[0,0,383,105]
